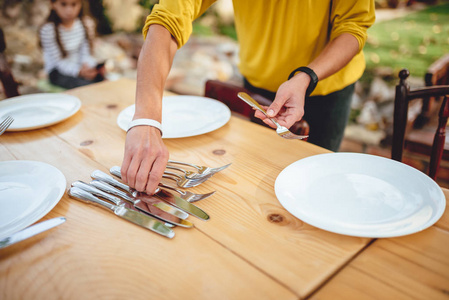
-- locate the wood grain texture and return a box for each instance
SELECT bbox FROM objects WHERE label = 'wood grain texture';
[311,205,449,300]
[0,125,295,300]
[56,80,371,297]
[4,79,439,300]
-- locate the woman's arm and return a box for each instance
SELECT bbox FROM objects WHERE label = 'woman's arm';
[257,33,360,128]
[255,0,375,128]
[120,24,178,194]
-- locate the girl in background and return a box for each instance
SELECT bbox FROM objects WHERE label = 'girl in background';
[39,0,105,89]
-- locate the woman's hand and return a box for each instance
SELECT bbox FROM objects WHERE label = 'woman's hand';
[254,72,310,128]
[120,125,169,195]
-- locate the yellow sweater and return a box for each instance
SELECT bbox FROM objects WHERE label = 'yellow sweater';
[143,0,375,96]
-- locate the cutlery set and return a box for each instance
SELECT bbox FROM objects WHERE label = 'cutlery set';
[68,161,230,238]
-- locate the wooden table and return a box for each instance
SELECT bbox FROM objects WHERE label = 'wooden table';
[0,79,448,300]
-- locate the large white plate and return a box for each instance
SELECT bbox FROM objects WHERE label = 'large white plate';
[0,161,66,240]
[117,95,231,138]
[0,93,81,131]
[275,153,446,238]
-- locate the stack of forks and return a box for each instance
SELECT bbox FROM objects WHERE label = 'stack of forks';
[68,160,230,238]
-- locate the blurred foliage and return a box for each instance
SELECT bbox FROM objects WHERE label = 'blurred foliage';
[139,0,157,10]
[363,2,449,82]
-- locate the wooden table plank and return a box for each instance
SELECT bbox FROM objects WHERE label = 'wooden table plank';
[310,190,449,300]
[0,129,296,300]
[54,79,373,297]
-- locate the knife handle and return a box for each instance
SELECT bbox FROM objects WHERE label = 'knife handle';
[91,170,132,193]
[72,181,124,206]
[69,187,117,211]
[90,179,135,202]
[110,166,122,178]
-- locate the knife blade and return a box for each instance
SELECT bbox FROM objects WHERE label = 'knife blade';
[0,217,66,249]
[68,187,175,238]
[136,189,210,221]
[90,170,189,220]
[81,180,193,228]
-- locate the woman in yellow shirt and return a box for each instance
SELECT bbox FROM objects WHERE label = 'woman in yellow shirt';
[121,0,376,194]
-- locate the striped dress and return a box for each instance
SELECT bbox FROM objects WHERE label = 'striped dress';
[39,18,97,77]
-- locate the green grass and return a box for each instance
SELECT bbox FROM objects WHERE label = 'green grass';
[364,2,449,80]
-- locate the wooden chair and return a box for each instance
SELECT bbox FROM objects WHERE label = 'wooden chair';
[392,69,449,180]
[0,28,19,98]
[414,53,449,129]
[204,79,309,136]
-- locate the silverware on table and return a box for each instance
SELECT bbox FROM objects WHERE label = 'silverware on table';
[237,92,308,140]
[110,166,215,203]
[163,171,210,188]
[134,189,210,221]
[165,164,214,180]
[0,115,14,135]
[86,180,193,228]
[91,170,189,217]
[167,160,231,176]
[106,167,210,221]
[0,217,66,249]
[159,183,215,203]
[68,187,175,238]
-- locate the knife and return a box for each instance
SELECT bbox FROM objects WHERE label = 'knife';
[77,180,193,228]
[90,170,188,219]
[135,189,210,221]
[0,217,66,249]
[107,167,209,221]
[68,187,175,239]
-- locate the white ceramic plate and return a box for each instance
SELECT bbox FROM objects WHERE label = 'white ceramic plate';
[117,95,231,138]
[0,93,81,131]
[275,153,446,238]
[0,161,66,240]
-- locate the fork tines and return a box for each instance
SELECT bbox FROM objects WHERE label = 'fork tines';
[0,116,14,135]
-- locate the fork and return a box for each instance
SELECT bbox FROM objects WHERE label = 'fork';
[237,92,308,140]
[163,171,210,188]
[165,165,214,180]
[159,184,215,203]
[0,116,14,135]
[109,166,215,202]
[168,160,231,176]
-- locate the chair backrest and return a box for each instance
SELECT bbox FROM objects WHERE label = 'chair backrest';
[392,69,449,180]
[415,54,449,128]
[0,28,20,98]
[426,53,449,86]
[204,79,309,136]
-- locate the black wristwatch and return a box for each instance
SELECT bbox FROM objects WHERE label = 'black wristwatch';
[288,66,319,97]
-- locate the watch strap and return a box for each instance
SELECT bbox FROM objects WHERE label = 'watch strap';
[288,66,319,97]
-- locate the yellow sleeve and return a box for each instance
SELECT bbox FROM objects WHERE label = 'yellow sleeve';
[142,0,217,48]
[330,0,376,52]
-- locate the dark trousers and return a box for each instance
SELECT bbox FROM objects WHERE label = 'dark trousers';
[49,69,104,89]
[244,78,355,152]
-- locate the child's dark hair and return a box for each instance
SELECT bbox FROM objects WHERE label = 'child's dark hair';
[40,0,93,57]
